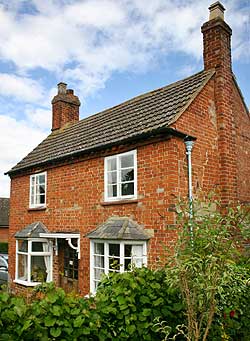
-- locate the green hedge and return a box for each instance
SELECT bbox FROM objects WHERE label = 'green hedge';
[0,243,8,254]
[0,266,249,340]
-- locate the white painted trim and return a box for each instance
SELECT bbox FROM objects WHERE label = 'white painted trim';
[29,171,47,209]
[15,238,53,286]
[40,233,80,239]
[39,233,81,259]
[90,239,147,294]
[104,149,137,202]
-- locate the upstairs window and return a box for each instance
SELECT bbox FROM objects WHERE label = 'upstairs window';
[104,150,137,201]
[30,172,46,208]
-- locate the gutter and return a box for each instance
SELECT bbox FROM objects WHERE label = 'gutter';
[6,127,195,177]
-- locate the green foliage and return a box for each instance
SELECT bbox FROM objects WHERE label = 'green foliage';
[95,267,185,340]
[164,200,250,341]
[0,283,100,341]
[0,269,184,341]
[0,242,8,253]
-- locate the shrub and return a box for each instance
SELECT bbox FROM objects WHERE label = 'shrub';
[95,267,185,340]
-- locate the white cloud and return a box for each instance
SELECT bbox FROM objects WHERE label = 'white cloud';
[0,0,248,100]
[0,73,45,103]
[0,114,47,197]
[25,107,51,131]
[0,0,249,198]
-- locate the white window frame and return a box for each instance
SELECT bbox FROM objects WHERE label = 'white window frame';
[104,150,137,202]
[90,240,147,293]
[14,238,53,287]
[29,172,47,208]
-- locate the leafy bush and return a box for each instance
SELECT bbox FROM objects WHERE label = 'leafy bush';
[95,267,185,340]
[0,283,100,341]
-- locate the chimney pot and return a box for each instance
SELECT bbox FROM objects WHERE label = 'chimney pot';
[209,1,225,21]
[57,82,67,95]
[66,89,74,95]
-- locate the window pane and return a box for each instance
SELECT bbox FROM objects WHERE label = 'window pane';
[121,169,134,182]
[39,194,45,204]
[121,183,134,196]
[108,184,117,197]
[121,154,134,168]
[32,242,47,252]
[125,258,131,270]
[31,256,47,282]
[39,174,45,184]
[107,158,117,171]
[18,240,28,253]
[18,254,28,281]
[39,184,45,194]
[30,195,35,205]
[108,171,117,184]
[109,244,120,257]
[108,244,120,271]
[94,268,104,281]
[125,244,132,257]
[109,257,120,271]
[94,243,104,255]
[94,255,104,268]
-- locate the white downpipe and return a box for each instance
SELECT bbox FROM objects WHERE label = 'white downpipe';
[184,139,195,247]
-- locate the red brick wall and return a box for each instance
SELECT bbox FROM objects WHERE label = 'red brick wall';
[0,227,8,243]
[201,19,238,205]
[233,83,250,203]
[8,76,227,295]
[171,77,220,199]
[8,71,249,295]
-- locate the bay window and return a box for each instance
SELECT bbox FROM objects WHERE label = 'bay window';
[90,240,147,292]
[104,150,137,201]
[15,239,52,286]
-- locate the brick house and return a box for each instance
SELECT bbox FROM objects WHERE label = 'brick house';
[6,2,250,295]
[0,198,9,244]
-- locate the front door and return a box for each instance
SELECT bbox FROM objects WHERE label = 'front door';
[59,239,79,293]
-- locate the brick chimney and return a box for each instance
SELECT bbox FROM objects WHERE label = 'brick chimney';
[202,2,237,205]
[51,82,81,131]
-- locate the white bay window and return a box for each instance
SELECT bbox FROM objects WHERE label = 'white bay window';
[90,240,147,292]
[15,239,52,286]
[104,150,137,201]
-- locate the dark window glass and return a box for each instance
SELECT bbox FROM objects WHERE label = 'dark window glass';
[121,183,134,196]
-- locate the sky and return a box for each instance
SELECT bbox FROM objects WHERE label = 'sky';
[0,0,249,198]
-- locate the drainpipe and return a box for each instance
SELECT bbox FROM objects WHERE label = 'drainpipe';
[184,137,195,246]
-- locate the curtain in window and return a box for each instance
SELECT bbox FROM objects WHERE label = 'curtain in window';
[42,242,50,281]
[131,245,143,267]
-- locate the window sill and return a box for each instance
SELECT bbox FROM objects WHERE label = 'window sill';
[28,206,47,212]
[101,199,138,206]
[14,279,41,287]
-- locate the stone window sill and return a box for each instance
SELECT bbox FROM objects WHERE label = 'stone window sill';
[28,206,47,212]
[100,199,138,206]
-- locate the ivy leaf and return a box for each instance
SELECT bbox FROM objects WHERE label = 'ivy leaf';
[44,316,56,327]
[50,327,62,338]
[73,316,84,328]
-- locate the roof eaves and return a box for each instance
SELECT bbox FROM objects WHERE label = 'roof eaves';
[6,127,195,176]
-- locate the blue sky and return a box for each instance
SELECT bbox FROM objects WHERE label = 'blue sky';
[0,0,249,197]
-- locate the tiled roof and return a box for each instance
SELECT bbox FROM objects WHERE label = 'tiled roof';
[8,70,214,174]
[86,216,151,240]
[15,221,48,238]
[0,198,9,227]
